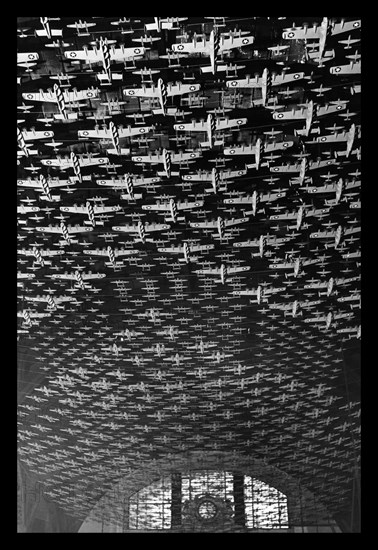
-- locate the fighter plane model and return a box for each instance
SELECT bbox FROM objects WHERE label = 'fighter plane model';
[112,220,171,243]
[123,78,201,115]
[195,263,251,284]
[157,242,214,263]
[173,113,247,148]
[141,198,204,223]
[171,29,254,74]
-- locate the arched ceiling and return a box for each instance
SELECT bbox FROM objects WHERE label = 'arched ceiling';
[17,16,360,531]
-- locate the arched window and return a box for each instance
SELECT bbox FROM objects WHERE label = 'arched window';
[127,470,289,530]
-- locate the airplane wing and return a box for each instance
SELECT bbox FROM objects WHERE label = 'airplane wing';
[218,34,254,52]
[141,203,171,212]
[167,82,201,96]
[309,230,336,239]
[170,151,202,162]
[174,120,208,132]
[22,88,99,103]
[215,117,247,130]
[96,176,162,187]
[60,204,121,214]
[189,243,215,253]
[17,178,76,189]
[233,238,260,248]
[157,245,184,253]
[177,200,204,210]
[189,220,217,229]
[224,217,250,227]
[20,129,54,141]
[131,153,161,163]
[81,273,106,280]
[195,267,221,275]
[78,126,153,139]
[172,39,211,55]
[145,223,171,232]
[227,266,251,274]
[123,85,160,99]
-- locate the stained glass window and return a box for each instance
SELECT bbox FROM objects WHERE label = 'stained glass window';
[244,476,289,528]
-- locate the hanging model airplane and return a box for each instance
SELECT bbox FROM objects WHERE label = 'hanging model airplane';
[141,198,204,223]
[123,78,201,115]
[171,29,254,74]
[157,242,214,263]
[195,263,250,284]
[112,220,171,243]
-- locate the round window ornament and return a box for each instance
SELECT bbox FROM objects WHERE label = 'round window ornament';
[197,500,218,520]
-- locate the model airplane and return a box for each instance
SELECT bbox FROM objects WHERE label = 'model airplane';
[41,152,109,171]
[224,189,286,216]
[330,60,361,75]
[309,224,360,248]
[82,246,137,268]
[18,246,64,266]
[304,310,354,330]
[141,198,204,223]
[78,121,152,155]
[112,221,170,243]
[182,167,247,193]
[131,148,202,177]
[22,84,99,120]
[64,37,147,82]
[173,113,247,147]
[226,67,305,106]
[25,294,76,309]
[123,78,201,115]
[171,29,254,74]
[189,216,250,239]
[272,100,348,123]
[96,174,162,188]
[195,263,250,284]
[232,285,286,304]
[282,18,360,40]
[144,17,188,32]
[269,257,317,278]
[35,222,93,244]
[157,242,214,263]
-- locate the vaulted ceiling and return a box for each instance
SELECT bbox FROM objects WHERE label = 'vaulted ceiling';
[17,16,361,532]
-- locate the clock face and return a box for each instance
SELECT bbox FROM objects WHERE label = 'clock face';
[197,500,218,520]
